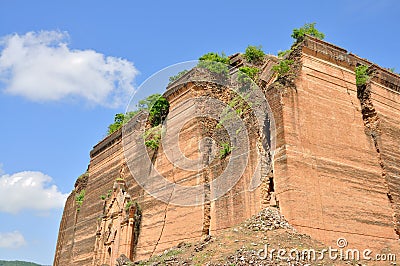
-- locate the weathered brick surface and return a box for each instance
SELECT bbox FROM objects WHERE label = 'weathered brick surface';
[269,38,400,251]
[370,81,400,236]
[54,79,264,265]
[54,36,400,265]
[53,193,77,266]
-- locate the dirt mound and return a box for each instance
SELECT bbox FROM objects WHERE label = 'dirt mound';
[133,207,352,265]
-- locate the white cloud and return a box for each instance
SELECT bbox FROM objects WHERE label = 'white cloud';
[0,231,26,248]
[0,163,3,175]
[0,170,68,214]
[0,30,138,107]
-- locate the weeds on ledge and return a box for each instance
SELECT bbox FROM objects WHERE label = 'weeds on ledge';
[75,189,85,212]
[125,200,133,211]
[355,65,370,86]
[272,59,294,77]
[278,49,291,58]
[168,69,189,85]
[220,142,232,159]
[144,125,162,150]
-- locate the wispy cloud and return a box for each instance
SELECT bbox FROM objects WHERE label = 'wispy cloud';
[0,231,26,249]
[0,170,68,214]
[0,30,138,107]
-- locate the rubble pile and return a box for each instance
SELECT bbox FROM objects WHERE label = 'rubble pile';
[244,207,293,232]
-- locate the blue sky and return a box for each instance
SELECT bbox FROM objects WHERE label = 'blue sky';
[0,0,399,264]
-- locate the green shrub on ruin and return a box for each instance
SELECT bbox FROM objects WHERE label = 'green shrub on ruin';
[238,66,259,82]
[168,69,189,85]
[291,22,325,43]
[219,142,232,159]
[148,96,169,127]
[278,49,291,58]
[199,52,230,64]
[107,113,125,134]
[125,200,133,211]
[144,125,162,150]
[78,171,89,180]
[217,94,251,129]
[272,59,294,77]
[198,52,230,76]
[75,189,86,211]
[144,138,160,149]
[355,65,370,86]
[244,45,265,63]
[107,94,169,134]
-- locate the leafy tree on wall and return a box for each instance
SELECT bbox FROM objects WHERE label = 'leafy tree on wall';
[107,94,169,134]
[291,22,325,42]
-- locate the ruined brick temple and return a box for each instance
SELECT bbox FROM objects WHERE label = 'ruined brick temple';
[54,36,400,265]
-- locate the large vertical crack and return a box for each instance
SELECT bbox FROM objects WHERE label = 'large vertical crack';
[259,118,275,207]
[335,57,359,122]
[150,193,173,257]
[198,114,214,237]
[201,137,212,235]
[356,70,400,238]
[149,147,176,257]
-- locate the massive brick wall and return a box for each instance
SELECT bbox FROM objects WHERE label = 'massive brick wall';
[53,193,78,266]
[54,74,266,265]
[370,73,400,237]
[54,36,400,265]
[269,37,400,251]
